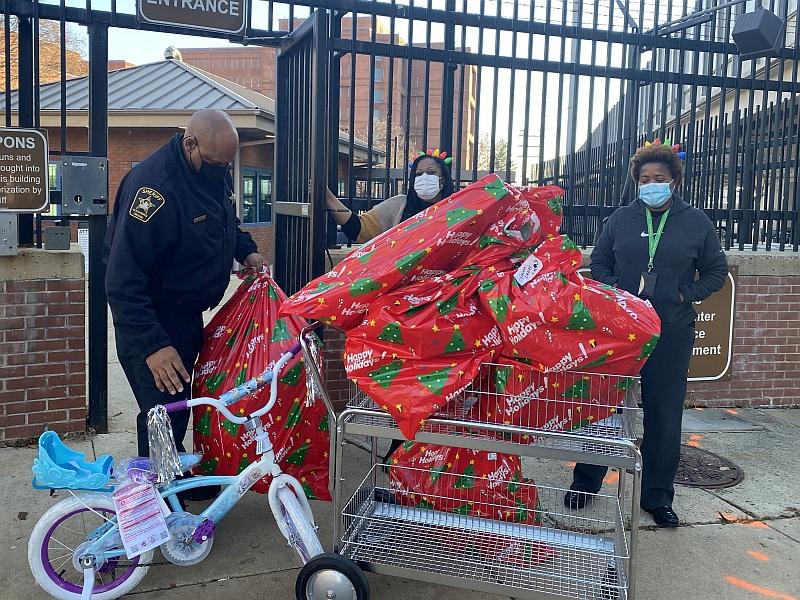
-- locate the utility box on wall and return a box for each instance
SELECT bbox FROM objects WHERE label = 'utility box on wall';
[0,213,18,256]
[61,156,109,216]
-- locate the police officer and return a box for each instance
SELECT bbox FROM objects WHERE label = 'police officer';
[105,109,265,466]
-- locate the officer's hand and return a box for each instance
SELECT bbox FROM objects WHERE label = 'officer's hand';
[244,252,265,271]
[146,346,191,395]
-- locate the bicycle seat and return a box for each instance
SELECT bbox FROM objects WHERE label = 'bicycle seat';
[32,431,114,491]
[126,453,203,478]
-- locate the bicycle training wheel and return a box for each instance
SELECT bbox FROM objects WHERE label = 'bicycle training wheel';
[295,553,370,600]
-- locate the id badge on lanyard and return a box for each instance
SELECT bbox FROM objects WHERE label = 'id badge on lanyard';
[638,208,670,299]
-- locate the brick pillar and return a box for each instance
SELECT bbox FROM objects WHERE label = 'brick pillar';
[0,248,86,442]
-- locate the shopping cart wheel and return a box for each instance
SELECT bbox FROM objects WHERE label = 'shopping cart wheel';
[295,553,370,600]
[600,562,619,600]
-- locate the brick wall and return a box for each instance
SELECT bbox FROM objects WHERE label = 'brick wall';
[0,249,86,442]
[687,273,800,408]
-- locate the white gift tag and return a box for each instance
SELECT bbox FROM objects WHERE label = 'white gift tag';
[112,482,171,559]
[514,255,544,286]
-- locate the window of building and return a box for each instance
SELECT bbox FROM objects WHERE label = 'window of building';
[373,109,383,121]
[373,89,384,103]
[374,68,385,83]
[241,168,273,224]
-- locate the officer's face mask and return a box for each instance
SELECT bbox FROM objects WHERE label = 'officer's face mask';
[414,173,443,201]
[638,180,674,208]
[187,137,230,182]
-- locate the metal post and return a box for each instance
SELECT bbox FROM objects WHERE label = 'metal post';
[87,22,109,433]
[16,16,33,245]
[438,0,457,153]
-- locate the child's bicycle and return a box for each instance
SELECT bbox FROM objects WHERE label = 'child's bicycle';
[27,340,369,600]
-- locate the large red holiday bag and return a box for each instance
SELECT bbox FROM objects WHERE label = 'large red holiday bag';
[280,174,518,330]
[343,267,501,438]
[479,235,661,375]
[387,442,543,525]
[467,358,636,439]
[192,271,331,500]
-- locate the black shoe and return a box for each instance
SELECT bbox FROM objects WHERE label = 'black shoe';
[563,490,590,510]
[645,506,679,528]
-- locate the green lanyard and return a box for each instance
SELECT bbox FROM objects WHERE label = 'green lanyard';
[646,208,670,272]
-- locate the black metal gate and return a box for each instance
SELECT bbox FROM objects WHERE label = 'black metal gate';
[274,9,330,295]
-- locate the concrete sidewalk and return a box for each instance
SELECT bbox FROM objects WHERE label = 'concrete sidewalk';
[1,280,799,599]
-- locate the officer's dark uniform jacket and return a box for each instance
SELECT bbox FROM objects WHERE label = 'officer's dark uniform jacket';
[104,134,257,360]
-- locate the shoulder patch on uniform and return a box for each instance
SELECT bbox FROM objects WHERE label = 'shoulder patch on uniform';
[129,187,166,223]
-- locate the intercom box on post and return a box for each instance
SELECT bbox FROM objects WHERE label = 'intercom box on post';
[61,156,109,216]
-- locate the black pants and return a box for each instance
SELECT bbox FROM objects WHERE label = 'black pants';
[118,309,204,457]
[570,323,695,510]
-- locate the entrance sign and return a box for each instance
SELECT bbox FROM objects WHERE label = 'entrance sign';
[137,0,249,35]
[688,267,737,382]
[0,128,49,213]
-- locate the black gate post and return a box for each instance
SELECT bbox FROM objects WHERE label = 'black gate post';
[16,15,33,245]
[439,0,456,153]
[327,10,342,250]
[87,21,109,433]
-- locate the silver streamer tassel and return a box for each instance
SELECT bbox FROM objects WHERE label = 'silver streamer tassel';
[305,334,324,407]
[146,405,183,485]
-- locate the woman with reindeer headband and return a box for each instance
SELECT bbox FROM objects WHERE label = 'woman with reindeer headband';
[566,139,728,528]
[326,149,455,243]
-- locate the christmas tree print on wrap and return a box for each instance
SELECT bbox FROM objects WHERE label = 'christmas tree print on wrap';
[285,400,302,429]
[583,353,609,369]
[446,207,479,226]
[319,414,329,432]
[479,234,504,249]
[418,366,452,396]
[494,365,512,394]
[403,218,429,232]
[454,462,476,489]
[225,329,237,348]
[267,284,279,300]
[271,319,292,343]
[507,471,522,493]
[244,319,256,338]
[222,419,239,438]
[350,278,382,297]
[287,440,311,466]
[562,378,591,400]
[369,360,403,389]
[562,237,580,252]
[637,335,660,360]
[437,293,459,315]
[396,250,427,275]
[237,455,250,474]
[565,299,597,331]
[358,248,376,265]
[280,362,304,387]
[195,407,212,436]
[418,498,435,510]
[377,322,404,345]
[199,457,219,475]
[617,377,636,391]
[205,371,227,394]
[488,295,511,323]
[451,504,471,515]
[235,366,247,386]
[445,329,466,354]
[429,464,448,483]
[484,176,508,200]
[302,481,317,500]
[547,197,562,215]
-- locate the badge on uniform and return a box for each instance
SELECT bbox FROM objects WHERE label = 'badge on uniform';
[129,187,166,223]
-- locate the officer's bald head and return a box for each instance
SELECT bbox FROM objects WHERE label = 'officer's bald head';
[183,109,239,172]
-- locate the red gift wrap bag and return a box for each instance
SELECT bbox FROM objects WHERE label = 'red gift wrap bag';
[192,271,331,500]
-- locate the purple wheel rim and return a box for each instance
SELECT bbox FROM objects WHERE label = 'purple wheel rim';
[41,507,141,594]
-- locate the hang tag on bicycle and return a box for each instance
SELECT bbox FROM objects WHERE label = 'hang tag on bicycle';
[255,427,271,455]
[112,481,172,559]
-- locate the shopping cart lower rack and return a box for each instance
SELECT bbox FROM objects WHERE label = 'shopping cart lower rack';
[301,326,643,600]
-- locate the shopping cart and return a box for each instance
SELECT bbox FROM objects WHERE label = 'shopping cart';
[300,323,643,600]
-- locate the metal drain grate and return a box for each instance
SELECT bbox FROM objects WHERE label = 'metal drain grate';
[674,445,744,489]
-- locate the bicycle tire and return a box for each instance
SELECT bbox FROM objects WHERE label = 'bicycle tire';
[28,494,153,600]
[277,486,324,564]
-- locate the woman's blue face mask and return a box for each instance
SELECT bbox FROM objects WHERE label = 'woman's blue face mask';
[638,180,674,208]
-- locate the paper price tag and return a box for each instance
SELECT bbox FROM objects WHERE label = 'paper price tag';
[514,255,543,286]
[112,482,172,559]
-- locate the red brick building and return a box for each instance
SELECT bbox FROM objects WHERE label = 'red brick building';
[0,58,374,263]
[179,16,477,171]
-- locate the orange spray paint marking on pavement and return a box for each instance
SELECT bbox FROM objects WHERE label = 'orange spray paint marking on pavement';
[745,521,771,530]
[747,550,770,562]
[725,408,740,416]
[718,512,741,523]
[565,461,576,469]
[724,576,797,600]
[687,433,703,448]
[603,471,620,485]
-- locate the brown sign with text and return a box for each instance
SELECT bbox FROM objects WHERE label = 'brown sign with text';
[688,267,737,381]
[138,0,248,35]
[0,128,49,213]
